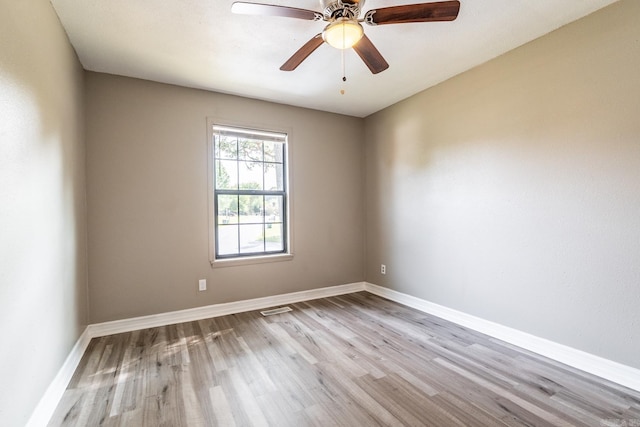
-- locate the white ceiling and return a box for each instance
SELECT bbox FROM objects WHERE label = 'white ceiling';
[50,0,618,117]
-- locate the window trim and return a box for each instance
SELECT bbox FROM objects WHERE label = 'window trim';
[207,118,294,267]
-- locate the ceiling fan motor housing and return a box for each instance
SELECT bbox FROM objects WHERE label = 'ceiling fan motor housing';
[321,0,364,20]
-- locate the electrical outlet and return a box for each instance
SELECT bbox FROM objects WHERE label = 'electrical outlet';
[381,264,386,275]
[198,279,207,291]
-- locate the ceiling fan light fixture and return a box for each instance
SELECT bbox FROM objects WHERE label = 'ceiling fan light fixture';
[322,19,364,50]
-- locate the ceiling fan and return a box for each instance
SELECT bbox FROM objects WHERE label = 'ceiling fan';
[231,0,460,74]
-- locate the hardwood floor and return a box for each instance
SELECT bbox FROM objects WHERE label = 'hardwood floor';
[49,292,640,426]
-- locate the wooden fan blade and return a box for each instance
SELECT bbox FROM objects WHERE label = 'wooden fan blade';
[280,34,324,71]
[231,2,322,21]
[364,1,460,25]
[352,34,389,74]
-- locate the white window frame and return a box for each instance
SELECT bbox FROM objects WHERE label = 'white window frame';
[207,118,294,267]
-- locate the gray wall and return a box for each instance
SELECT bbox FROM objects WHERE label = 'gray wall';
[364,0,640,369]
[0,1,88,426]
[85,73,365,323]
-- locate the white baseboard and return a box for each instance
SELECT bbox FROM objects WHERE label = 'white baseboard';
[88,281,367,338]
[28,281,366,426]
[30,280,640,426]
[364,282,640,392]
[26,328,92,427]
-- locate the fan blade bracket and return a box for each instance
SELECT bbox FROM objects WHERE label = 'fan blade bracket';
[363,10,377,26]
[364,1,460,26]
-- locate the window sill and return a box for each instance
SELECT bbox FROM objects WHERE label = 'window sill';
[210,253,294,268]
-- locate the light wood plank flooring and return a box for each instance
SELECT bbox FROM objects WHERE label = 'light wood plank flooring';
[50,292,640,426]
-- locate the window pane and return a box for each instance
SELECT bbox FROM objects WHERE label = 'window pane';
[216,160,237,190]
[215,135,238,159]
[264,141,284,163]
[217,225,239,255]
[239,224,264,254]
[264,163,284,191]
[217,195,238,225]
[265,195,283,223]
[212,125,287,260]
[239,161,263,190]
[265,223,284,252]
[238,139,263,161]
[239,195,263,224]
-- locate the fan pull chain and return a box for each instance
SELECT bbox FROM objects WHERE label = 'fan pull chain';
[340,47,346,95]
[339,22,347,95]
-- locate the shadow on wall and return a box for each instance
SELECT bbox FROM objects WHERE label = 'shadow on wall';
[363,0,640,369]
[0,1,88,425]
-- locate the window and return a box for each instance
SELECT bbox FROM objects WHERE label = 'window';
[211,124,289,261]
